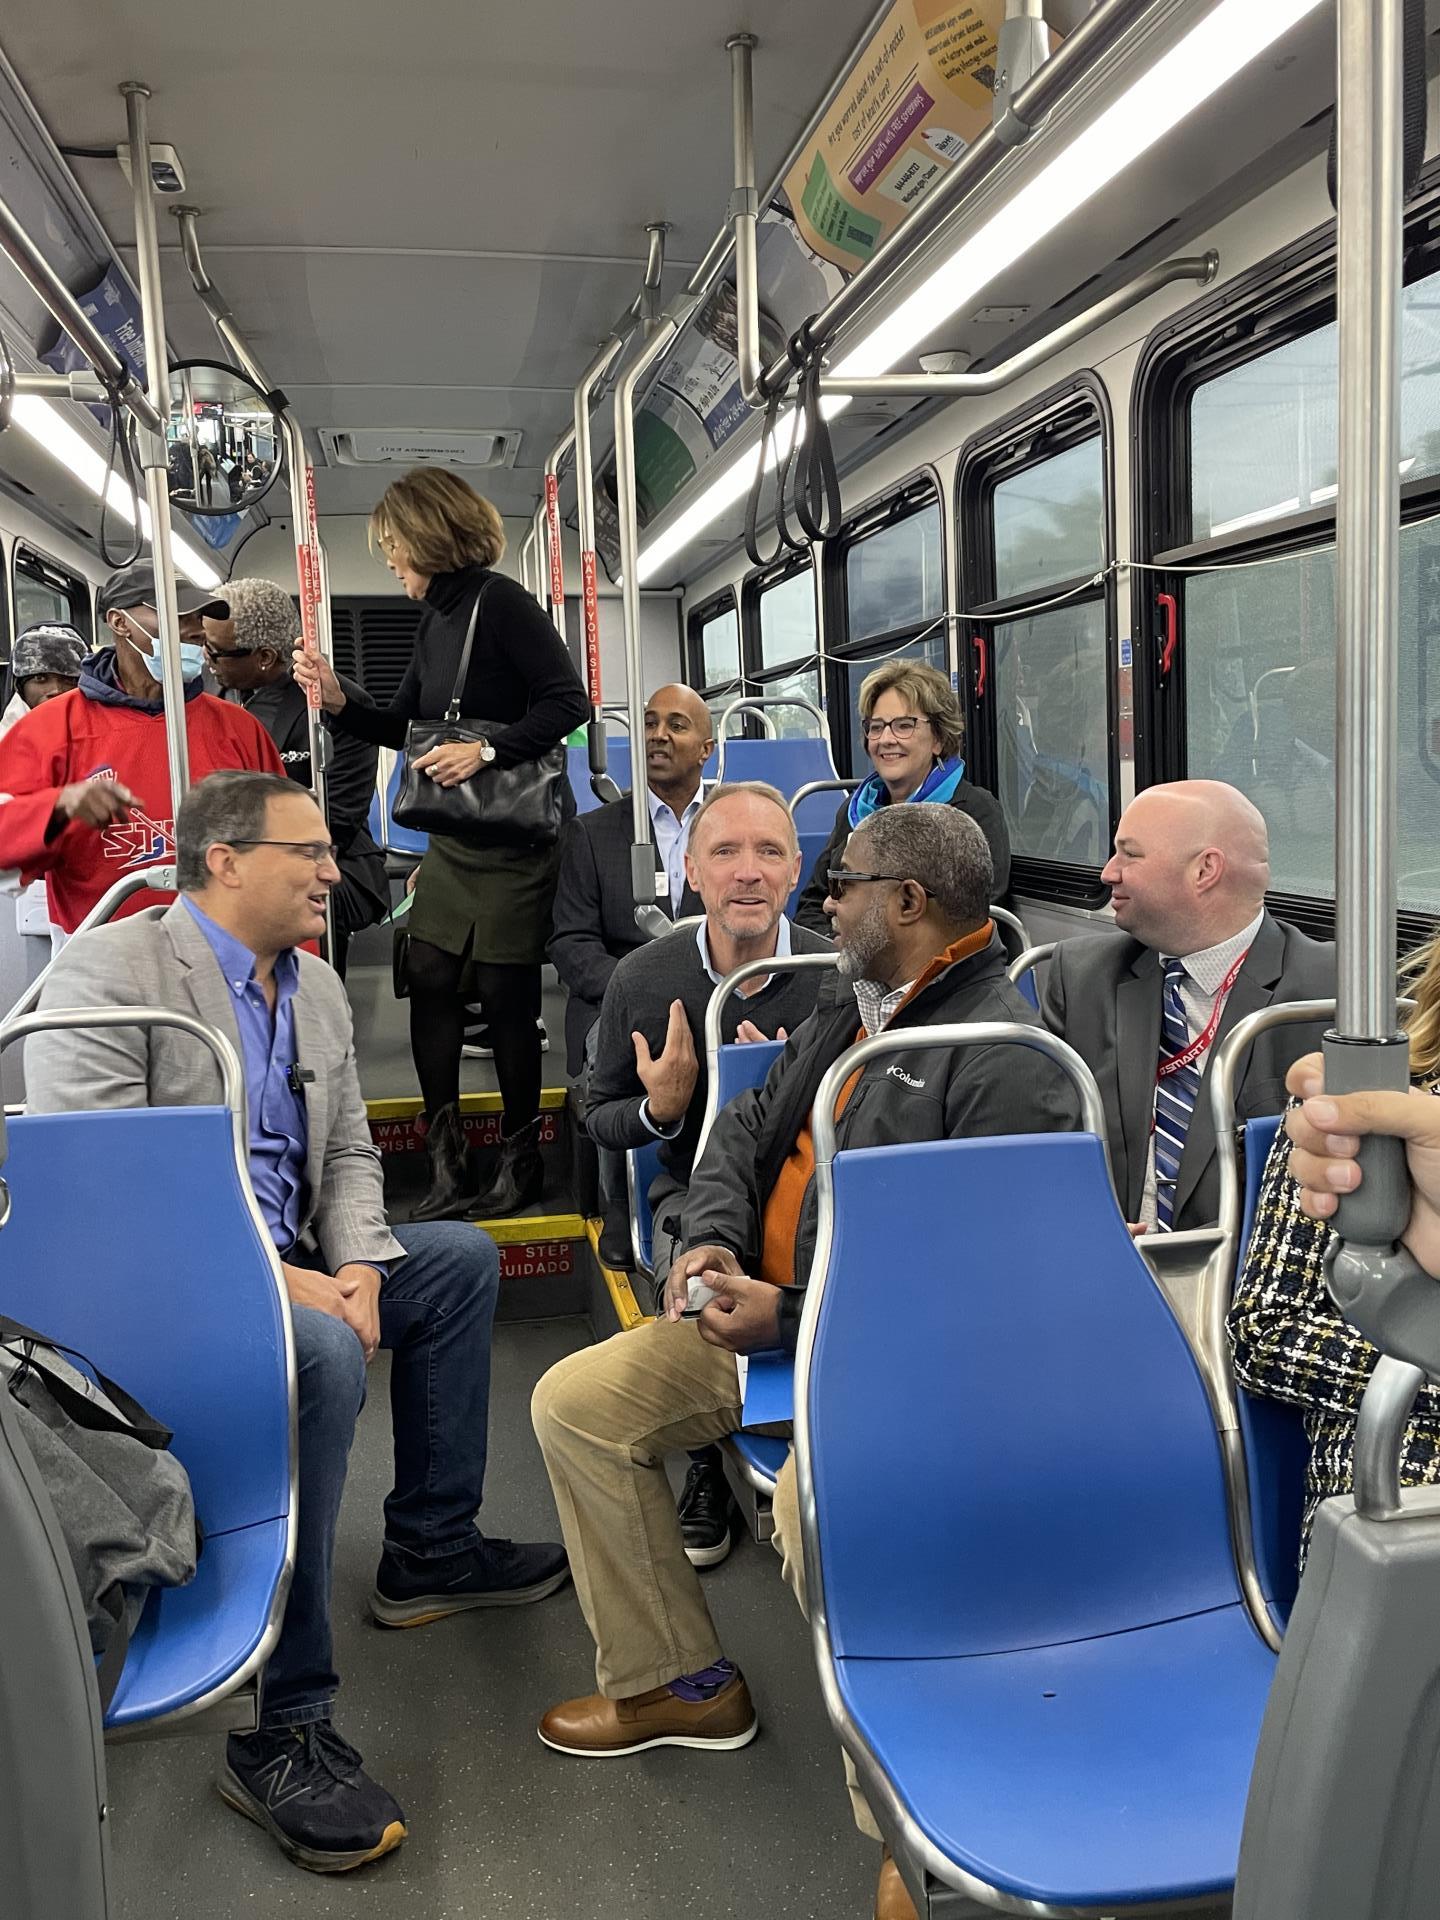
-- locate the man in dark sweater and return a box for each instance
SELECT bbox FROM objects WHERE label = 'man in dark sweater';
[585,780,833,1565]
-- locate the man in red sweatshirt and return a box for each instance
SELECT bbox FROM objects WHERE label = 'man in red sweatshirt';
[0,560,284,934]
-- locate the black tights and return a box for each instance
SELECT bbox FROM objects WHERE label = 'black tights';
[407,938,542,1135]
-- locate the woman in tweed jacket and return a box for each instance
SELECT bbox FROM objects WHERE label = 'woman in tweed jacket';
[1227,938,1440,1551]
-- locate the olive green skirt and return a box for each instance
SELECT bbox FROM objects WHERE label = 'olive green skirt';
[407,831,561,967]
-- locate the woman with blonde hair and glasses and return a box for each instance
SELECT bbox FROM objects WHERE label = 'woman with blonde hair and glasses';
[793,657,1009,935]
[1228,935,1440,1552]
[296,469,586,1220]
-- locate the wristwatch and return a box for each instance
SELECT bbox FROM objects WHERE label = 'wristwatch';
[475,738,497,766]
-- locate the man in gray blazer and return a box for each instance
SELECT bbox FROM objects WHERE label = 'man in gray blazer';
[27,771,568,1877]
[1042,779,1334,1232]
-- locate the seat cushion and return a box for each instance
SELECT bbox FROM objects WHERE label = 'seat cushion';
[839,1606,1275,1909]
[105,1517,288,1730]
[730,1432,787,1491]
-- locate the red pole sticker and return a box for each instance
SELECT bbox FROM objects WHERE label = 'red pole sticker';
[545,471,565,612]
[581,550,602,706]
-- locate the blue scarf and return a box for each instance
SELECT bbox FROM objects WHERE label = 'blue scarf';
[847,754,966,829]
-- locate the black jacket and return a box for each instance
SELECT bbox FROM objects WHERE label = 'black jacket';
[333,564,587,769]
[1041,912,1335,1230]
[548,796,704,1073]
[793,781,1012,935]
[681,935,1081,1330]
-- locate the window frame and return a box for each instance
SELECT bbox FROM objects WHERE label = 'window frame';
[12,541,92,644]
[685,585,750,740]
[956,371,1118,906]
[822,468,948,777]
[1132,172,1440,946]
[740,552,822,732]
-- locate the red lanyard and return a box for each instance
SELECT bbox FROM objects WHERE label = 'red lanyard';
[1156,950,1248,1082]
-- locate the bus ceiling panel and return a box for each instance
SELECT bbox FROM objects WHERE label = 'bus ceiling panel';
[0,0,888,256]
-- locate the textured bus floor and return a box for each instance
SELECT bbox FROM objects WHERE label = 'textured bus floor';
[105,1318,877,1920]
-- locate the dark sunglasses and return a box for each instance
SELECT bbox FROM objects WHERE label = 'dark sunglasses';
[825,868,919,899]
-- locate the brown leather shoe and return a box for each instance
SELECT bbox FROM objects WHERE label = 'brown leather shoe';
[538,1673,758,1756]
[876,1849,919,1920]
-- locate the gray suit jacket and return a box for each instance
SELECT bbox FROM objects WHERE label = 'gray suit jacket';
[26,899,404,1269]
[1041,911,1335,1230]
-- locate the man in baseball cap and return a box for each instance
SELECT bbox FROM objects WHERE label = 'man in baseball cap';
[0,560,282,934]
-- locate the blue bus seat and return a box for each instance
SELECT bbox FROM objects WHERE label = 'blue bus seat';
[1233,1112,1309,1634]
[730,1431,787,1494]
[384,754,428,857]
[568,739,632,814]
[0,1106,292,1732]
[712,1036,784,1113]
[803,1130,1276,1910]
[716,736,836,800]
[626,1137,664,1276]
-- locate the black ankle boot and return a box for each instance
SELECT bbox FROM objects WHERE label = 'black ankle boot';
[470,1118,544,1219]
[411,1103,477,1222]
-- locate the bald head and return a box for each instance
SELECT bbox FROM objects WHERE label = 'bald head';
[644,682,714,807]
[1103,779,1269,955]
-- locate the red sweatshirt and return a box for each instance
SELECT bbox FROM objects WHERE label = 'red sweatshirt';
[0,654,284,933]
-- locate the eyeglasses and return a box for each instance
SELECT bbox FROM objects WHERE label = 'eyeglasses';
[825,868,920,899]
[228,840,339,866]
[862,715,927,743]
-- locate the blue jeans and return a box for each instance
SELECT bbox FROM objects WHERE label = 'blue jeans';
[259,1221,501,1729]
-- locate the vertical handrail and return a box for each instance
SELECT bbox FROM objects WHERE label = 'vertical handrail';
[121,85,189,822]
[574,334,625,783]
[543,428,575,635]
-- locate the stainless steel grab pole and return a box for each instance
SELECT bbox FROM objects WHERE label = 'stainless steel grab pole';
[171,205,333,960]
[726,35,763,407]
[122,84,190,819]
[574,333,625,779]
[1334,0,1403,1042]
[542,426,576,631]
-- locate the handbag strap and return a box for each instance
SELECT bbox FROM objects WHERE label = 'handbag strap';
[445,576,495,724]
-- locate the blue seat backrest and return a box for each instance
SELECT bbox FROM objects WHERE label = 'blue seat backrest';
[568,739,633,815]
[0,1108,290,1538]
[713,1038,785,1112]
[629,1138,663,1272]
[807,1132,1242,1662]
[1234,1113,1308,1623]
[718,737,835,798]
[386,755,429,856]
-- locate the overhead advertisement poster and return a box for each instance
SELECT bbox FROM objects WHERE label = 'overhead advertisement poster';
[781,0,1062,274]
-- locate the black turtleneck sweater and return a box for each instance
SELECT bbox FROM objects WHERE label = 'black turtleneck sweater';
[333,563,587,769]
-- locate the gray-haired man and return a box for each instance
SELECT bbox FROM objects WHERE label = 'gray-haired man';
[203,580,386,975]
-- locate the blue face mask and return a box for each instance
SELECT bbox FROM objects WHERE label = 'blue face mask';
[121,611,204,683]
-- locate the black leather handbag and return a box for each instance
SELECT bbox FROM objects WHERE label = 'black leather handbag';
[391,583,567,847]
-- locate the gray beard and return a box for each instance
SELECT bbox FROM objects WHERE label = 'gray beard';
[836,898,890,979]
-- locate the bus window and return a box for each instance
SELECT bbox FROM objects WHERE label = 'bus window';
[1146,250,1440,925]
[829,486,945,772]
[748,564,819,736]
[13,544,90,640]
[960,394,1112,892]
[687,592,744,736]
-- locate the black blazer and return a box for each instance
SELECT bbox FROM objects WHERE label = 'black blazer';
[547,796,703,1073]
[1041,911,1336,1230]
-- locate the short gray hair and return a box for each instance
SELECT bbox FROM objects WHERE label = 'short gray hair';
[176,771,299,891]
[689,780,798,855]
[849,805,992,928]
[221,578,300,655]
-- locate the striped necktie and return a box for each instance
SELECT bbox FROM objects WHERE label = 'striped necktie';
[1153,956,1200,1231]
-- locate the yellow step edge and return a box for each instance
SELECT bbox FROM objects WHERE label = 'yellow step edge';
[585,1219,652,1332]
[467,1210,585,1247]
[366,1087,568,1122]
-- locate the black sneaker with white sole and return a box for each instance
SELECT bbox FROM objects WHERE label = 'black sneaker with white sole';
[463,1016,549,1060]
[219,1722,406,1873]
[369,1535,571,1627]
[678,1450,734,1569]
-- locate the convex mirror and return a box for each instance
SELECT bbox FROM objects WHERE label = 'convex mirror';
[164,358,281,515]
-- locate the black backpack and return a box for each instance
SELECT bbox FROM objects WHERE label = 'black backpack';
[0,1316,201,1710]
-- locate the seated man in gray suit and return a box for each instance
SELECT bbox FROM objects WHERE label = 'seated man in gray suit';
[1042,778,1334,1233]
[26,771,568,1877]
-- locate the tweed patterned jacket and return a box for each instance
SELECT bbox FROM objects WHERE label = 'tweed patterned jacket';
[1226,1092,1440,1550]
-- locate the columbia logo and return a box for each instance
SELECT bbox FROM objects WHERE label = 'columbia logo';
[886,1063,926,1090]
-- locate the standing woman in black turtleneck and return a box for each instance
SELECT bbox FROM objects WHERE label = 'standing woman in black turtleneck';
[295,469,587,1220]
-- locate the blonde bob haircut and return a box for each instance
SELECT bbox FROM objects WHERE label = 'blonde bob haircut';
[1400,937,1440,1084]
[369,469,507,575]
[857,658,965,762]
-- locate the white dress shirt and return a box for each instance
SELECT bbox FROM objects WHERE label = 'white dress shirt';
[648,783,706,912]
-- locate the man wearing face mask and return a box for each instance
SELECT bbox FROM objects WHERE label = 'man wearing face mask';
[0,560,283,935]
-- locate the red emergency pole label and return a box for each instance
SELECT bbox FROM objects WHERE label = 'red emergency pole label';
[545,472,565,610]
[581,550,601,704]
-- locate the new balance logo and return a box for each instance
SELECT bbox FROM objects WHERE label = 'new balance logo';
[251,1747,313,1810]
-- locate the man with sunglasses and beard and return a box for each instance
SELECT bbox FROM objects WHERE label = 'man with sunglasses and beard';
[531,802,1078,1916]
